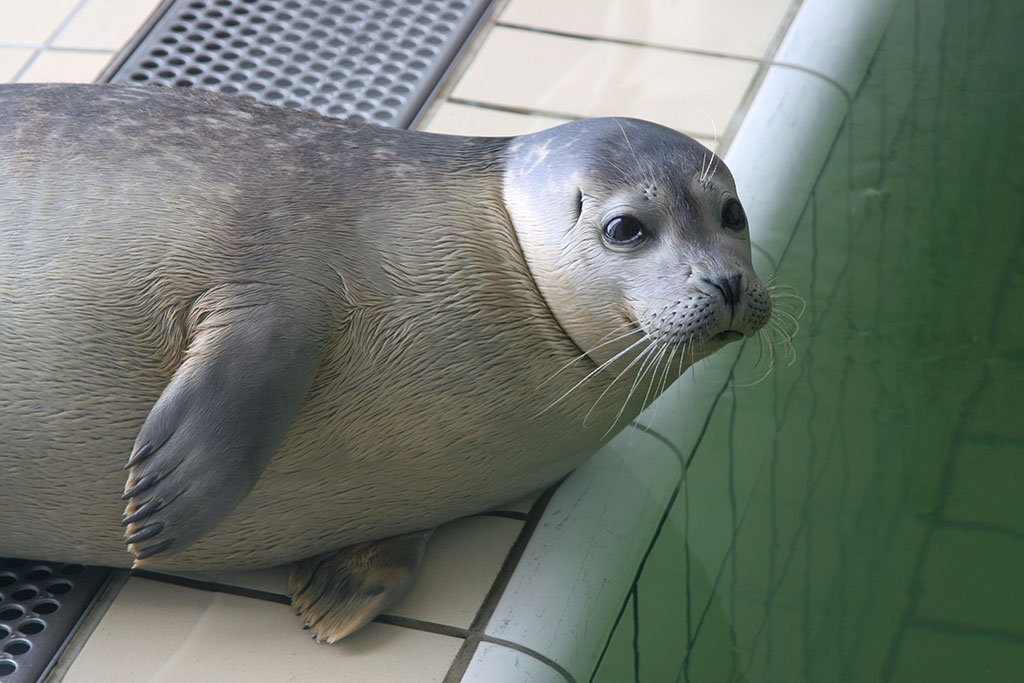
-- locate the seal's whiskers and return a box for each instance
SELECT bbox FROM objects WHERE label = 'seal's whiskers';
[536,322,641,389]
[582,334,660,428]
[601,338,665,430]
[539,333,650,417]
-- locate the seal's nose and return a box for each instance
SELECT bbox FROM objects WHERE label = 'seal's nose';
[704,274,743,310]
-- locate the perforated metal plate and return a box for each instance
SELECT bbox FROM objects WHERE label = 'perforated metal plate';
[103,0,495,128]
[0,559,112,682]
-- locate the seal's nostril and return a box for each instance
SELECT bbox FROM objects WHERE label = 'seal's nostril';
[704,274,743,309]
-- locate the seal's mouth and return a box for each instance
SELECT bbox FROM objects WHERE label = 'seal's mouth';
[711,330,744,344]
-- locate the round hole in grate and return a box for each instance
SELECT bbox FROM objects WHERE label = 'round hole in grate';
[0,661,16,677]
[0,607,23,621]
[31,601,58,616]
[45,581,73,596]
[17,621,45,636]
[3,641,29,656]
[10,588,36,602]
[0,625,9,638]
[0,575,15,589]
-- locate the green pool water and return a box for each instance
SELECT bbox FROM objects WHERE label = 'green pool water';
[593,1,1024,680]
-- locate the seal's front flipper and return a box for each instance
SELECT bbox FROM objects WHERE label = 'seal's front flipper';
[122,286,325,565]
[289,529,433,643]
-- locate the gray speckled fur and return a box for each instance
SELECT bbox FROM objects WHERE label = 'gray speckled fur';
[0,84,765,571]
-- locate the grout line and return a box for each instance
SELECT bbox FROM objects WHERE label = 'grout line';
[474,510,530,521]
[0,43,116,54]
[909,616,1024,646]
[131,569,292,605]
[132,569,478,639]
[372,614,470,640]
[477,635,578,682]
[932,518,1024,543]
[445,97,715,144]
[10,0,93,82]
[495,22,766,64]
[446,95,581,121]
[717,0,805,157]
[443,481,562,682]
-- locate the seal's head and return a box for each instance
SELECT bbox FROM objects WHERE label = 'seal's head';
[503,117,771,377]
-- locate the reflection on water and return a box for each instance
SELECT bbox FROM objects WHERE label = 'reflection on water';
[593,0,1024,680]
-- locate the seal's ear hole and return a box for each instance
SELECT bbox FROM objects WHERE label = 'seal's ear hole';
[574,189,583,222]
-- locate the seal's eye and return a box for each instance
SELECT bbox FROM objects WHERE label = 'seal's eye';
[721,198,747,233]
[602,215,646,247]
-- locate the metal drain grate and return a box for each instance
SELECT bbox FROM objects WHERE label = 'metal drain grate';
[0,559,112,682]
[103,0,495,128]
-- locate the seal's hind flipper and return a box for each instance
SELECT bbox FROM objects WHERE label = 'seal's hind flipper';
[122,284,325,565]
[289,529,433,643]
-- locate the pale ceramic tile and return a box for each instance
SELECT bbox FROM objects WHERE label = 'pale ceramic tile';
[165,564,292,596]
[17,49,113,83]
[63,577,463,682]
[451,26,757,138]
[386,516,522,627]
[0,48,34,82]
[422,102,571,136]
[500,0,792,59]
[488,489,542,515]
[0,0,80,44]
[53,0,160,51]
[483,430,681,680]
[461,641,564,683]
[152,516,522,629]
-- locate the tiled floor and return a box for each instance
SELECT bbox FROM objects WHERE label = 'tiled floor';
[2,0,799,681]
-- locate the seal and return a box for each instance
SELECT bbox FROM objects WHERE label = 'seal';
[0,84,772,642]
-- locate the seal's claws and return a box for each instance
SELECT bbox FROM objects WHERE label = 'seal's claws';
[124,442,154,469]
[121,473,158,500]
[133,538,174,561]
[288,530,431,642]
[121,499,161,526]
[125,522,164,545]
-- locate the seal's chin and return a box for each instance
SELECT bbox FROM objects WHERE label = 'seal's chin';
[711,330,745,344]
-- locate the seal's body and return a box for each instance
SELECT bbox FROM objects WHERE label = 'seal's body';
[0,84,771,640]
